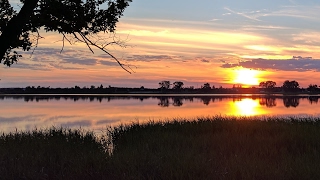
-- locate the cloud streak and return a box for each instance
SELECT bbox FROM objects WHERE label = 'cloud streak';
[8,62,50,71]
[126,55,173,62]
[224,7,263,21]
[221,56,320,72]
[10,47,126,70]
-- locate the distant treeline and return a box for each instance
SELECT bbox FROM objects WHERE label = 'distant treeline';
[0,79,319,94]
[0,86,254,94]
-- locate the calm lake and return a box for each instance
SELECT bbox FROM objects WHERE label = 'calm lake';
[0,94,320,133]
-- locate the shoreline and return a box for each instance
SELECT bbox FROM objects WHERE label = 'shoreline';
[0,92,319,96]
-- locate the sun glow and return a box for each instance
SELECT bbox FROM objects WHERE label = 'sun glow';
[233,69,261,86]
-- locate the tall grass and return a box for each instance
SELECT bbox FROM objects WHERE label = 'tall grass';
[2,117,320,179]
[108,117,320,179]
[0,127,110,179]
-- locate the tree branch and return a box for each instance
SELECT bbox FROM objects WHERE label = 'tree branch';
[78,32,94,54]
[71,32,132,74]
[60,33,72,53]
[30,29,43,57]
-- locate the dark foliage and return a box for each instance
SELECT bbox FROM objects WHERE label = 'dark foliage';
[0,0,131,68]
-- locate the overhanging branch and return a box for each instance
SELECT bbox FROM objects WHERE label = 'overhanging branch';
[70,32,132,74]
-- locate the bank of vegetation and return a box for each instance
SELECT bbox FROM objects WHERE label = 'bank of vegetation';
[0,79,319,95]
[2,117,320,179]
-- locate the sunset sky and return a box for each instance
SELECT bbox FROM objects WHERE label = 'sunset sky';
[2,0,320,88]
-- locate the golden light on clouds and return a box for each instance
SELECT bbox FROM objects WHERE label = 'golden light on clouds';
[119,27,264,46]
[244,45,281,53]
[115,19,320,62]
[240,55,293,59]
[116,21,269,58]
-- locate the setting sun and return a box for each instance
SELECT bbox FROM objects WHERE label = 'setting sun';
[233,69,261,86]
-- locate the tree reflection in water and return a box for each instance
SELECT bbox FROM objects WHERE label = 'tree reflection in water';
[3,95,320,109]
[172,98,183,107]
[259,97,277,108]
[158,97,170,107]
[200,97,212,105]
[308,96,319,104]
[283,97,300,108]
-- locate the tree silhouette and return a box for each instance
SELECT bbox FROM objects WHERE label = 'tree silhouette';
[259,81,276,93]
[0,0,132,72]
[172,81,184,89]
[282,80,300,92]
[159,81,171,89]
[259,81,276,89]
[202,83,211,90]
[307,84,318,93]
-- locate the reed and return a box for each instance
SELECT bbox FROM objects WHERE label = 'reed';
[2,116,320,179]
[0,127,110,179]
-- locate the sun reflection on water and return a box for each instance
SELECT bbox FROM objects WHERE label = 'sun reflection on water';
[231,98,262,116]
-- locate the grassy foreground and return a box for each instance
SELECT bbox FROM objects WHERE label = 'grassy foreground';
[2,117,320,179]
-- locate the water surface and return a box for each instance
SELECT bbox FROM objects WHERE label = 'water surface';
[0,94,319,133]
